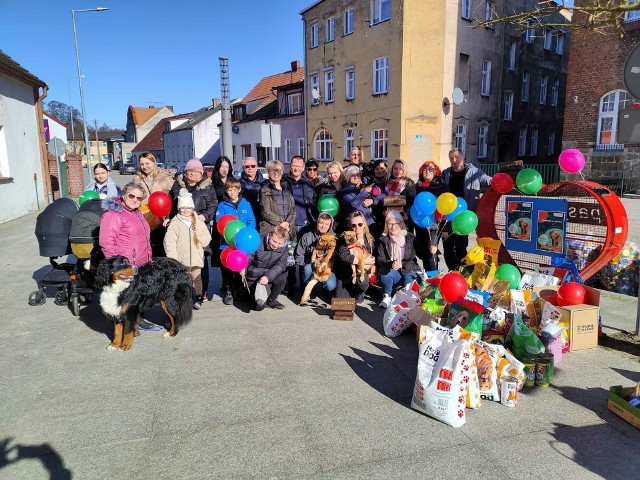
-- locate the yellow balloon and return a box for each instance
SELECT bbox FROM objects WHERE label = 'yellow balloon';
[436,193,458,215]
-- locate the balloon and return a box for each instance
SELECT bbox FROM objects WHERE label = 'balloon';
[557,282,586,306]
[217,214,238,236]
[436,192,458,215]
[439,272,468,303]
[371,186,382,196]
[445,197,468,221]
[491,173,515,194]
[414,192,437,216]
[78,190,99,206]
[434,211,445,222]
[220,247,235,267]
[234,227,260,254]
[225,249,249,272]
[148,191,172,217]
[558,149,585,174]
[495,264,522,289]
[410,204,425,225]
[317,194,339,217]
[451,210,478,235]
[516,168,543,195]
[223,220,246,247]
[415,214,434,228]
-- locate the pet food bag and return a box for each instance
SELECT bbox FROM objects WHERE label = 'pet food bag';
[473,342,500,402]
[447,298,484,336]
[383,282,422,337]
[519,271,560,290]
[412,328,471,427]
[511,316,545,359]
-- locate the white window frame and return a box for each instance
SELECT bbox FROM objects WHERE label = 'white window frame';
[556,32,564,55]
[543,28,553,50]
[372,56,389,95]
[310,74,320,105]
[324,69,335,103]
[597,90,632,146]
[521,71,530,102]
[481,61,491,96]
[310,23,319,48]
[314,129,333,160]
[298,138,306,159]
[625,0,640,22]
[504,92,514,121]
[539,76,548,105]
[241,144,251,158]
[477,124,489,159]
[530,128,539,156]
[287,92,303,114]
[454,124,466,154]
[551,79,559,107]
[372,0,391,25]
[485,1,494,26]
[525,20,535,43]
[343,8,354,35]
[548,130,555,156]
[509,42,516,70]
[284,139,293,164]
[344,128,355,160]
[461,0,471,19]
[273,147,280,161]
[371,128,388,160]
[518,127,528,156]
[326,16,335,42]
[345,66,355,100]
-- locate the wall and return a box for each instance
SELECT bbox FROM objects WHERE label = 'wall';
[231,121,264,171]
[277,115,305,163]
[164,129,194,167]
[193,112,222,164]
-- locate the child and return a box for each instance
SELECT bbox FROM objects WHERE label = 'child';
[215,177,257,305]
[164,189,212,310]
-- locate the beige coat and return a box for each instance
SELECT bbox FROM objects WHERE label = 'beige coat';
[133,168,175,204]
[163,215,212,268]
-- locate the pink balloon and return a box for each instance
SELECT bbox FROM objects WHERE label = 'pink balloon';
[558,149,585,174]
[226,249,249,272]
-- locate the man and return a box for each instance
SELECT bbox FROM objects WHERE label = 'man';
[348,147,364,168]
[348,146,375,185]
[304,159,326,187]
[441,148,492,271]
[239,156,266,223]
[241,225,289,311]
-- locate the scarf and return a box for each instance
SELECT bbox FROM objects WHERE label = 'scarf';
[389,230,407,270]
[386,178,406,196]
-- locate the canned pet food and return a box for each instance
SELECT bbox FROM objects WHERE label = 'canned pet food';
[500,375,518,407]
[537,352,555,380]
[535,360,551,386]
[523,361,536,387]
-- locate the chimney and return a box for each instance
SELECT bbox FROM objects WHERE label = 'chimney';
[212,98,221,107]
[166,106,174,112]
[291,60,301,72]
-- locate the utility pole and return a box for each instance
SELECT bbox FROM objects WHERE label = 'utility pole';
[219,57,233,163]
[95,119,101,163]
[68,79,76,154]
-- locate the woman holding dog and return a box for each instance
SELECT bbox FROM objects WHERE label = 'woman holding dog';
[415,161,448,271]
[317,161,346,234]
[340,165,382,238]
[335,211,376,303]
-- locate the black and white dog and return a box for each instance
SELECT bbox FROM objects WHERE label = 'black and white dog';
[94,256,193,351]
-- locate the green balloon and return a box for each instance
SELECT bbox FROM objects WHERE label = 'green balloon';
[317,194,339,217]
[495,263,522,289]
[451,210,478,235]
[79,190,100,206]
[516,168,543,195]
[223,220,246,247]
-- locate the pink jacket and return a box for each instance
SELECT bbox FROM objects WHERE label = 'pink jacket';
[99,197,152,266]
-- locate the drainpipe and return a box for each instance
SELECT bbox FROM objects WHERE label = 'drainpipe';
[35,85,53,205]
[302,16,308,162]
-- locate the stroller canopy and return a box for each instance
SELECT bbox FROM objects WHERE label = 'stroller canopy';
[35,198,79,257]
[70,199,104,245]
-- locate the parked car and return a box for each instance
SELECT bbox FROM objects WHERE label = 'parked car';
[203,165,215,179]
[157,162,166,170]
[166,164,179,175]
[120,163,137,175]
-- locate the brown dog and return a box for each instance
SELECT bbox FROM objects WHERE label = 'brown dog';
[299,233,337,305]
[342,230,373,284]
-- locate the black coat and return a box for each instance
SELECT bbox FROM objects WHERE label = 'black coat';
[240,171,267,221]
[245,234,288,284]
[170,175,218,226]
[335,235,374,281]
[283,175,318,227]
[376,233,424,275]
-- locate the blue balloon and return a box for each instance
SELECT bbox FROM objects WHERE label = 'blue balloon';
[410,204,425,225]
[445,197,468,221]
[414,192,437,216]
[234,227,260,254]
[415,214,434,228]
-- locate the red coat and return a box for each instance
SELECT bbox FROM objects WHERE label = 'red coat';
[99,197,152,266]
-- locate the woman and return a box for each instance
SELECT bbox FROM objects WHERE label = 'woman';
[376,211,425,309]
[415,161,448,271]
[386,159,417,228]
[259,160,295,241]
[339,165,381,237]
[317,161,346,233]
[85,163,121,199]
[372,160,390,187]
[335,211,376,303]
[213,155,233,202]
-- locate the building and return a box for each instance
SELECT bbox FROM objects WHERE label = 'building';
[125,105,174,144]
[67,131,124,168]
[44,112,68,162]
[301,0,569,174]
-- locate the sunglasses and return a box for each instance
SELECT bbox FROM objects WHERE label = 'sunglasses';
[244,165,257,169]
[351,222,364,227]
[306,167,318,171]
[127,193,143,201]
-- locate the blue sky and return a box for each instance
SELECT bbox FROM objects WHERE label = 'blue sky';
[1,0,312,128]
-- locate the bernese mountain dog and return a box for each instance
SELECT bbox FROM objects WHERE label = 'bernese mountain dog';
[94,256,193,351]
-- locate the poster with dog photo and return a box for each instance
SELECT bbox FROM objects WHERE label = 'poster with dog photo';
[505,200,533,247]
[536,210,566,256]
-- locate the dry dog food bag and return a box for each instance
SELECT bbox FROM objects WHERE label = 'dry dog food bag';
[383,282,422,337]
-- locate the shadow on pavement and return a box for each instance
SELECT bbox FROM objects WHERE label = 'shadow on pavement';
[554,385,610,416]
[77,298,112,338]
[599,333,640,358]
[610,367,640,384]
[0,437,72,479]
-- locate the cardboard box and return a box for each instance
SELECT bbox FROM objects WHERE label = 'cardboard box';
[608,385,640,430]
[534,285,600,352]
[408,306,446,343]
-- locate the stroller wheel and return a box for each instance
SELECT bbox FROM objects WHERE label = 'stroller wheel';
[54,290,68,306]
[70,295,80,316]
[28,290,46,306]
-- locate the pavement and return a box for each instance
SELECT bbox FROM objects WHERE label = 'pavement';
[0,183,638,479]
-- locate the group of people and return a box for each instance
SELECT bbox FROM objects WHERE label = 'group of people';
[94,147,492,314]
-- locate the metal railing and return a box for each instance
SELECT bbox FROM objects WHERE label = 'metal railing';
[475,163,560,185]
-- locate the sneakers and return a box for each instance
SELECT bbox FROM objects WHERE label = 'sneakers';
[193,296,203,310]
[223,291,234,305]
[379,294,392,309]
[266,299,285,309]
[138,318,164,332]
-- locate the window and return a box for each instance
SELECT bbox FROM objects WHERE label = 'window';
[344,128,355,160]
[241,144,251,158]
[310,23,319,48]
[326,16,335,42]
[477,124,489,159]
[372,56,389,95]
[287,92,303,114]
[310,74,320,105]
[597,90,632,146]
[504,92,514,121]
[481,61,491,96]
[551,79,559,107]
[324,69,335,103]
[371,129,388,159]
[518,127,527,156]
[484,1,494,26]
[625,0,640,22]
[298,138,306,159]
[521,71,530,102]
[455,124,466,153]
[372,0,391,24]
[314,129,333,160]
[530,128,538,156]
[273,147,280,161]
[548,130,556,155]
[539,77,548,105]
[284,139,293,164]
[509,42,516,70]
[556,32,564,55]
[0,126,9,178]
[345,67,355,100]
[461,0,471,19]
[525,20,535,43]
[344,8,354,35]
[543,28,553,50]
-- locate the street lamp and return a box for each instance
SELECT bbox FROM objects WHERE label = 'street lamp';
[72,7,108,184]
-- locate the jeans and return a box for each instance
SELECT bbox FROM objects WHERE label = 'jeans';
[379,267,421,296]
[302,264,337,291]
[443,234,469,271]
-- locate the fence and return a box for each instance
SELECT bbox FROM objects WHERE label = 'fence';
[474,163,560,185]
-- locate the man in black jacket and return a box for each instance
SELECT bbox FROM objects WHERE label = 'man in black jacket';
[239,156,266,223]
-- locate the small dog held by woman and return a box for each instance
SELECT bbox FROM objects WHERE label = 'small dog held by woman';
[298,232,337,305]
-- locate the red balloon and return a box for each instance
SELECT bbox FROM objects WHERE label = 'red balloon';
[148,191,172,217]
[439,272,468,303]
[491,173,515,194]
[217,214,238,236]
[220,247,236,268]
[434,211,445,222]
[557,282,586,306]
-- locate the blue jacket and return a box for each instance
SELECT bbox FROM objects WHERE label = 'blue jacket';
[441,163,492,213]
[215,195,256,250]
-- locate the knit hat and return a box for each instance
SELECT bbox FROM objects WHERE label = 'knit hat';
[185,158,204,174]
[177,188,195,209]
[344,165,361,180]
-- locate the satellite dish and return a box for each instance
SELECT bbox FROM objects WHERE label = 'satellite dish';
[624,44,640,99]
[232,125,240,134]
[311,88,320,101]
[452,87,465,105]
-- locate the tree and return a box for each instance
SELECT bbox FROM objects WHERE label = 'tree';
[44,100,85,142]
